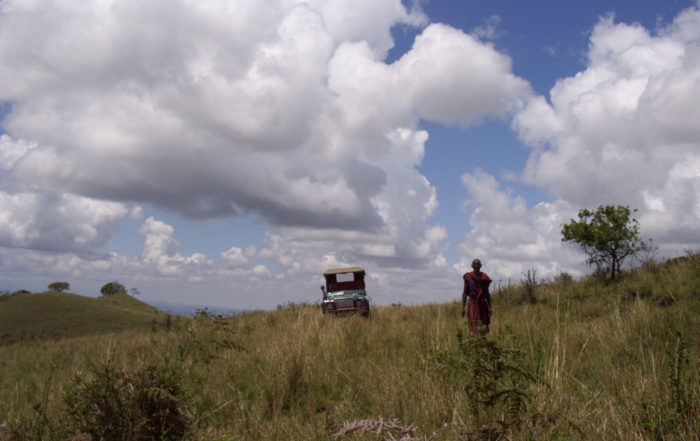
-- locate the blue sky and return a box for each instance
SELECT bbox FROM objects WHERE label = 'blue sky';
[1,0,699,310]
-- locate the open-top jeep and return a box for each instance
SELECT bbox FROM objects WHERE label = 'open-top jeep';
[320,267,370,317]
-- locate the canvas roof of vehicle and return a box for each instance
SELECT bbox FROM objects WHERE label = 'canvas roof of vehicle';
[323,266,365,276]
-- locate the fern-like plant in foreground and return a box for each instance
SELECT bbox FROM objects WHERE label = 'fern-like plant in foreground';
[434,327,536,440]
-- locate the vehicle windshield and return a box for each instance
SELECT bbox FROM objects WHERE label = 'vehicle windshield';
[326,272,365,293]
[336,273,354,283]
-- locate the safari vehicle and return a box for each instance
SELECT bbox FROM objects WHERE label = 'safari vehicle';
[320,267,370,317]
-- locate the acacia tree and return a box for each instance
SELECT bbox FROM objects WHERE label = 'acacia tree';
[100,281,127,296]
[561,205,650,280]
[48,281,70,292]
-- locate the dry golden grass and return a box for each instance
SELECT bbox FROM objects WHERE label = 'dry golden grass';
[1,254,698,440]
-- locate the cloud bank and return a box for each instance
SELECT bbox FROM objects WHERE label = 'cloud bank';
[512,8,700,254]
[455,6,700,282]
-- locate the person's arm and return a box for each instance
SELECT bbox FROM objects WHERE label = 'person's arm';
[482,274,492,306]
[461,279,467,317]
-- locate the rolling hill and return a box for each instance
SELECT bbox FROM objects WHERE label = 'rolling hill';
[0,291,170,345]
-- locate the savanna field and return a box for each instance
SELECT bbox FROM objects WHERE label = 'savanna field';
[1,254,698,441]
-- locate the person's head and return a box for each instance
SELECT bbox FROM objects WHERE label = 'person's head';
[471,259,482,271]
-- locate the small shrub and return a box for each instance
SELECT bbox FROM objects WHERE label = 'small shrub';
[165,314,173,331]
[64,360,195,441]
[192,307,223,321]
[521,269,538,304]
[554,272,573,285]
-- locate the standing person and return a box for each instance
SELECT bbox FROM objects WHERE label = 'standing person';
[461,259,492,334]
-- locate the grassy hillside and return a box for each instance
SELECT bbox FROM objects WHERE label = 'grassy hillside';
[0,291,170,345]
[0,254,698,441]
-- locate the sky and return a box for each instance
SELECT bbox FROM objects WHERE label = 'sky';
[1,0,699,311]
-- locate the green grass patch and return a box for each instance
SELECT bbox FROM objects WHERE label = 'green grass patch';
[0,291,173,345]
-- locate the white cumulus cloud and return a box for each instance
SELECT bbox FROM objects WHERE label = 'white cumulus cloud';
[455,169,584,283]
[512,7,700,257]
[0,0,533,280]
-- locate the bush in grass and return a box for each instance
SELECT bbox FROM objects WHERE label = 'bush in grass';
[64,361,195,441]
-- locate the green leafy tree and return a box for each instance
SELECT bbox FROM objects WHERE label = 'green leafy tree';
[562,205,650,279]
[48,281,70,292]
[100,281,127,296]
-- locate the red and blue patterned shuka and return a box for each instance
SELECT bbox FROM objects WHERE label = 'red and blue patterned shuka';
[463,271,492,334]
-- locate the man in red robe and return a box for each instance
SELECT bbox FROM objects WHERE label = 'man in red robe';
[461,258,492,334]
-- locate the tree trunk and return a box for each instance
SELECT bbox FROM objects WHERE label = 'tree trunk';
[610,252,617,280]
